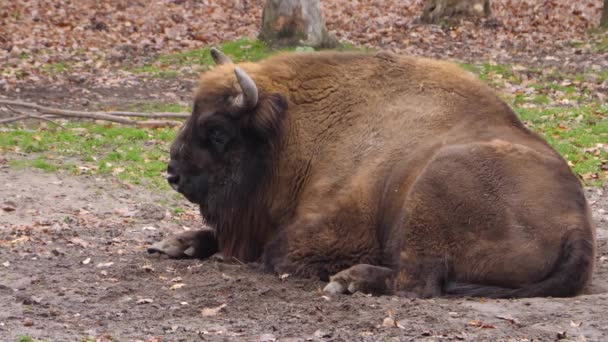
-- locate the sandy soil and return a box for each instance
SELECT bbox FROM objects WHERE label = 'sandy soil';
[0,164,607,341]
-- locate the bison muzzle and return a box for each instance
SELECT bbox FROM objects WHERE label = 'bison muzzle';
[148,48,596,298]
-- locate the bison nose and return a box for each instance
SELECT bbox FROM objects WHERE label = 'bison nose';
[167,173,180,190]
[166,164,180,191]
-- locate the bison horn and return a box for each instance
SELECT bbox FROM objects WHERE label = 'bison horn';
[234,67,258,109]
[210,47,232,65]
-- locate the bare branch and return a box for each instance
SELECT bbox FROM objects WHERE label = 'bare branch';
[0,99,184,128]
[7,106,66,129]
[107,111,189,119]
[0,99,137,124]
[0,115,28,124]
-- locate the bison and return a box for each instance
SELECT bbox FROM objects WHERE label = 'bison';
[149,48,595,298]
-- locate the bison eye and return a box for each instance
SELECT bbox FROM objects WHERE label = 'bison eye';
[208,128,230,151]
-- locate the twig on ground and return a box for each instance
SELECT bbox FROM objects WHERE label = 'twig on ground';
[0,99,185,128]
[105,111,190,119]
[0,115,29,124]
[7,106,66,129]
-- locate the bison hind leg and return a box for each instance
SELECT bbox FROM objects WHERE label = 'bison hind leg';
[148,228,218,259]
[323,264,395,295]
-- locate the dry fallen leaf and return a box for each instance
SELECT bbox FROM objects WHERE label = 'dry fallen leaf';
[468,320,495,329]
[70,237,90,248]
[10,236,29,245]
[259,333,277,342]
[570,320,583,327]
[170,283,185,290]
[201,303,227,317]
[136,298,154,304]
[115,207,136,217]
[112,167,125,175]
[496,314,518,324]
[382,309,405,329]
[382,317,405,329]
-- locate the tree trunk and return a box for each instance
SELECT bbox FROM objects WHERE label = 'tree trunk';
[259,0,338,48]
[601,0,608,29]
[421,0,491,24]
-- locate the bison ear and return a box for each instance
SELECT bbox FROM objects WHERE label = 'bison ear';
[210,47,232,65]
[250,93,288,141]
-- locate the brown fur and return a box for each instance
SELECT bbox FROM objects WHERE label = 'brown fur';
[165,50,595,298]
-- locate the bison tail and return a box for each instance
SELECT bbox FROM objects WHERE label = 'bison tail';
[444,230,595,299]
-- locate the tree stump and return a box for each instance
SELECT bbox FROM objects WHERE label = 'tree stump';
[421,0,491,24]
[259,0,338,48]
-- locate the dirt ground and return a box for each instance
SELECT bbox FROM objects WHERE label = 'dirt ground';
[0,160,607,341]
[1,0,607,340]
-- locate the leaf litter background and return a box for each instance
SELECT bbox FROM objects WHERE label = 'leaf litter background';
[1,0,608,341]
[1,0,607,88]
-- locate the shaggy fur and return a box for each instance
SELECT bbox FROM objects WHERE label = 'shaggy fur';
[155,50,595,298]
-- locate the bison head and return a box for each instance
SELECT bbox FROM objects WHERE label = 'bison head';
[167,49,288,212]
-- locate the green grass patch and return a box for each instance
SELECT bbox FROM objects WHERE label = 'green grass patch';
[41,62,71,75]
[459,61,602,109]
[127,101,191,113]
[96,100,191,113]
[130,38,369,78]
[594,32,608,53]
[459,62,517,85]
[18,336,48,342]
[0,122,179,190]
[32,156,59,172]
[516,104,608,185]
[130,65,178,78]
[130,38,293,78]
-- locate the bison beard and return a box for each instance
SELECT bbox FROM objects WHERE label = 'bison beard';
[148,49,596,299]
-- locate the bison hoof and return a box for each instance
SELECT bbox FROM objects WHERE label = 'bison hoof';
[147,239,194,259]
[147,229,218,259]
[323,281,348,295]
[324,264,395,295]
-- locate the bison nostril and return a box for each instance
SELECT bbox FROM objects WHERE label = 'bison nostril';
[167,173,180,190]
[167,164,176,174]
[166,163,181,190]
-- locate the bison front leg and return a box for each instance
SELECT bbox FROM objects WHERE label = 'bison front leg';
[148,228,218,259]
[263,211,387,284]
